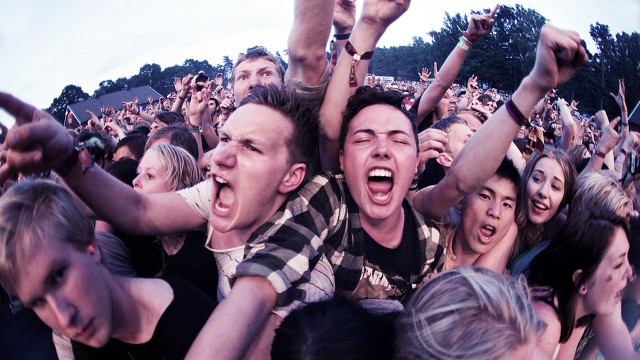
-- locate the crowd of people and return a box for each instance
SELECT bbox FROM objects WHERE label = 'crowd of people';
[0,1,638,359]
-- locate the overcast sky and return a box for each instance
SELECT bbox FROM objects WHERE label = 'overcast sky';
[1,0,638,125]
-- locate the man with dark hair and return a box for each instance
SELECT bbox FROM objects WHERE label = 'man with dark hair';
[437,158,522,273]
[235,86,446,310]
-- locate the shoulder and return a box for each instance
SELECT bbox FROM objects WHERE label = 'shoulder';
[532,299,563,357]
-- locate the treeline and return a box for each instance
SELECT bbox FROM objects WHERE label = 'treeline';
[47,4,638,123]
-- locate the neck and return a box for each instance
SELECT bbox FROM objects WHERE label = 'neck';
[110,277,172,344]
[451,228,481,266]
[159,234,185,255]
[108,276,148,343]
[211,229,246,249]
[574,296,591,324]
[360,207,404,249]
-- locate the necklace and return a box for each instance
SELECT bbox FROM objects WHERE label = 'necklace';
[159,234,186,274]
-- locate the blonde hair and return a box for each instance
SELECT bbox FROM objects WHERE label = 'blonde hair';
[571,171,630,217]
[395,266,543,360]
[146,144,202,191]
[0,180,94,295]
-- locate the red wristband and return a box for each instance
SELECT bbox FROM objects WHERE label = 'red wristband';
[594,149,607,159]
[344,41,374,88]
[463,31,477,44]
[505,99,528,127]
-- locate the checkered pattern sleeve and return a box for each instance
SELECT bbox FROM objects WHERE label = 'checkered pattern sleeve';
[413,211,447,282]
[235,173,347,307]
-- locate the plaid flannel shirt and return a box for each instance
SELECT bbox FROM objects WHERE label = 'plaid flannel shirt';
[235,173,446,305]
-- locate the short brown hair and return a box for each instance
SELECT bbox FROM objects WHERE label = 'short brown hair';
[0,180,94,295]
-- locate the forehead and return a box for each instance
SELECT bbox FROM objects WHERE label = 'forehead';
[348,104,414,135]
[224,103,293,143]
[448,123,472,137]
[234,58,280,75]
[605,226,629,257]
[140,149,164,167]
[486,175,517,198]
[14,240,77,298]
[458,113,483,132]
[532,157,565,182]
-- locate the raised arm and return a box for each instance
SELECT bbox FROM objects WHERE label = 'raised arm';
[557,98,577,151]
[286,0,334,86]
[611,78,629,137]
[319,0,411,172]
[416,5,498,123]
[413,25,587,220]
[0,92,206,235]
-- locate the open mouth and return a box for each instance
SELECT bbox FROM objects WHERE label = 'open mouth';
[214,176,231,212]
[531,199,549,211]
[479,225,496,242]
[367,168,393,202]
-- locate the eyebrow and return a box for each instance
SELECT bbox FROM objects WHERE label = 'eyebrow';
[352,129,412,137]
[532,169,565,185]
[482,185,516,202]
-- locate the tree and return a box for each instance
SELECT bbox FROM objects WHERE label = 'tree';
[590,23,615,109]
[47,85,90,123]
[93,79,126,97]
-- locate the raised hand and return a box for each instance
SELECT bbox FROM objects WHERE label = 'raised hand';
[86,110,103,130]
[596,117,623,154]
[570,100,579,111]
[0,93,74,182]
[467,74,478,94]
[610,78,627,112]
[213,73,223,87]
[529,25,588,92]
[418,67,431,82]
[466,4,499,41]
[360,0,410,29]
[334,0,357,34]
[189,81,214,127]
[417,128,448,175]
[174,77,183,93]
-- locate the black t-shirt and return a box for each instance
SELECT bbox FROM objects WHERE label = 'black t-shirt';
[72,277,215,360]
[355,202,424,303]
[162,230,218,301]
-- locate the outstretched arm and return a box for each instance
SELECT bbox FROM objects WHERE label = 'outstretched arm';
[319,0,411,172]
[413,25,587,220]
[416,5,498,124]
[0,93,205,235]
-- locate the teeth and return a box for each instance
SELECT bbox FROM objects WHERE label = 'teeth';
[214,199,229,212]
[215,176,228,185]
[373,193,391,201]
[483,225,495,231]
[532,201,548,210]
[368,169,392,178]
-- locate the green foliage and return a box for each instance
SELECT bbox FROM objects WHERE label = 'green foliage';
[47,5,639,117]
[367,4,638,114]
[47,85,90,123]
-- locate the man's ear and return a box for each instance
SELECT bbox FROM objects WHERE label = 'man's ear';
[339,150,345,172]
[436,152,453,168]
[279,163,307,194]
